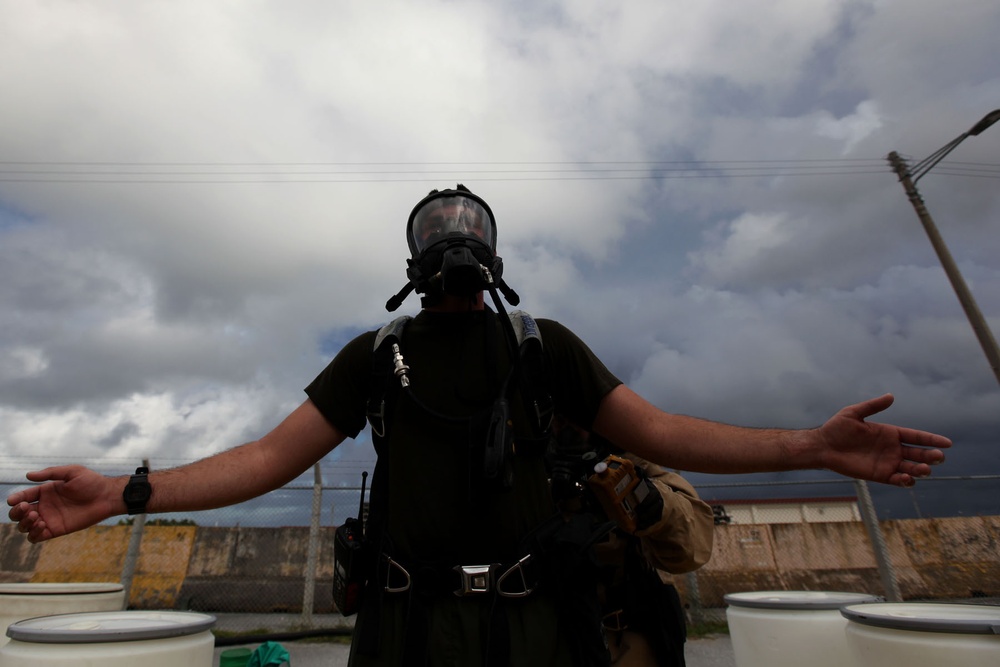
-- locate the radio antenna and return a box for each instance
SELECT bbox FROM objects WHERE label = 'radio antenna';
[357,471,368,528]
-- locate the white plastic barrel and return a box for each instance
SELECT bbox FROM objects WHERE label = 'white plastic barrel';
[0,610,216,667]
[842,602,1000,667]
[724,590,881,667]
[0,582,125,646]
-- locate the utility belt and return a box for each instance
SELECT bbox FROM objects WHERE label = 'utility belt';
[380,552,541,599]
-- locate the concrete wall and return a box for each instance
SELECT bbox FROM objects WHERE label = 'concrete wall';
[677,516,1000,606]
[2,516,997,611]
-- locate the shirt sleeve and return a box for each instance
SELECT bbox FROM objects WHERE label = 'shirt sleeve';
[304,330,377,439]
[538,318,623,429]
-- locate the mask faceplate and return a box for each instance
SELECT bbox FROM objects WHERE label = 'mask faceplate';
[387,186,519,311]
[405,190,500,298]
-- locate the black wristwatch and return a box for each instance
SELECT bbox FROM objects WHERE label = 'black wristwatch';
[122,466,152,515]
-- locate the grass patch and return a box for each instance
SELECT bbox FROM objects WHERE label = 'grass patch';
[213,628,273,639]
[687,619,730,638]
[213,626,354,644]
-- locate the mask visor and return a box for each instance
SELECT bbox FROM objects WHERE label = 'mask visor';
[409,196,494,254]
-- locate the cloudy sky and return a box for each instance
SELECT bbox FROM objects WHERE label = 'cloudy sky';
[1,1,998,520]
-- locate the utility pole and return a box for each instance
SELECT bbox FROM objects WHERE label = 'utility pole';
[887,109,1000,387]
[855,480,901,602]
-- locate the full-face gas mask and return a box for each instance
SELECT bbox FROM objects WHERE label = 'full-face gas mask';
[386,185,519,311]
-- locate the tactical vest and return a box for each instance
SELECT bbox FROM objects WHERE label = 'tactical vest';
[351,310,610,667]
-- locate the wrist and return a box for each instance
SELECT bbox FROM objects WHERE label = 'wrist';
[785,428,824,470]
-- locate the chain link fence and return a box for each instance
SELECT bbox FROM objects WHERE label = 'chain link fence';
[2,466,997,634]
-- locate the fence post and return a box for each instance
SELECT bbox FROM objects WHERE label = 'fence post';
[302,463,323,624]
[120,458,149,610]
[854,480,902,601]
[684,570,704,626]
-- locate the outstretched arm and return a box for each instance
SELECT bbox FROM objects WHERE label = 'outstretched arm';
[593,386,949,487]
[7,399,346,543]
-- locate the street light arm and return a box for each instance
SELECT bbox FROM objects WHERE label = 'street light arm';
[909,108,1000,183]
[911,135,968,183]
[968,108,1000,136]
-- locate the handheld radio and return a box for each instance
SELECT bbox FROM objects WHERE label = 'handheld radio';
[586,454,652,534]
[333,471,369,616]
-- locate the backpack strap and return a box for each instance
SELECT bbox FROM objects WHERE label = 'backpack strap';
[509,310,554,437]
[366,315,412,439]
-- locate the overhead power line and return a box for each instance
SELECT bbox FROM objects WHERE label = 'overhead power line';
[0,158,995,184]
[3,157,988,184]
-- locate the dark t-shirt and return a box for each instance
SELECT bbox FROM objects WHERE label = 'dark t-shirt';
[305,308,621,665]
[307,309,620,559]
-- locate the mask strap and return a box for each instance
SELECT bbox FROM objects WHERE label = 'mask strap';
[483,267,520,363]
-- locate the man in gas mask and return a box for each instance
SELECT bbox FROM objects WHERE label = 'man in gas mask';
[8,185,951,667]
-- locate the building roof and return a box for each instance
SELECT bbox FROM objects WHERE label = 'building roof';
[703,496,858,506]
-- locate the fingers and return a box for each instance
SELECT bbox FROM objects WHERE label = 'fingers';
[897,427,952,451]
[9,503,49,543]
[840,393,895,421]
[897,459,933,478]
[887,472,916,488]
[889,452,944,487]
[900,443,947,466]
[6,468,72,507]
[25,518,51,544]
[6,484,41,508]
[25,466,81,483]
[8,500,28,522]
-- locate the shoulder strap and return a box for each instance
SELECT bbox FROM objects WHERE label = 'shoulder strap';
[373,315,411,353]
[366,315,412,439]
[509,310,554,437]
[508,309,541,347]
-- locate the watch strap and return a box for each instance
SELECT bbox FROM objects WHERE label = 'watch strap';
[124,466,151,516]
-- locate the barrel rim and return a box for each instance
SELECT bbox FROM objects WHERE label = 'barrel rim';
[724,590,882,610]
[6,611,217,644]
[841,602,1000,635]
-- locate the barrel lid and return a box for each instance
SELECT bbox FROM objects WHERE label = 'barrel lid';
[0,583,124,596]
[841,602,1000,635]
[6,611,216,644]
[724,590,882,610]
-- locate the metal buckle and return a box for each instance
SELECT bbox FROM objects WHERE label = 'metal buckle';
[453,564,495,596]
[602,608,628,632]
[496,554,536,598]
[368,400,387,438]
[383,557,411,594]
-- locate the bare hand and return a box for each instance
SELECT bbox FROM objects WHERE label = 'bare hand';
[817,394,950,486]
[6,466,118,544]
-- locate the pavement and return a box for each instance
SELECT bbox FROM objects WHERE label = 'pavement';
[211,613,735,666]
[214,636,735,667]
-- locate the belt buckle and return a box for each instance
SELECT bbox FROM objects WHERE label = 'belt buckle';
[453,564,494,596]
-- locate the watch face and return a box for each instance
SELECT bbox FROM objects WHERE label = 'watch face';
[125,484,151,502]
